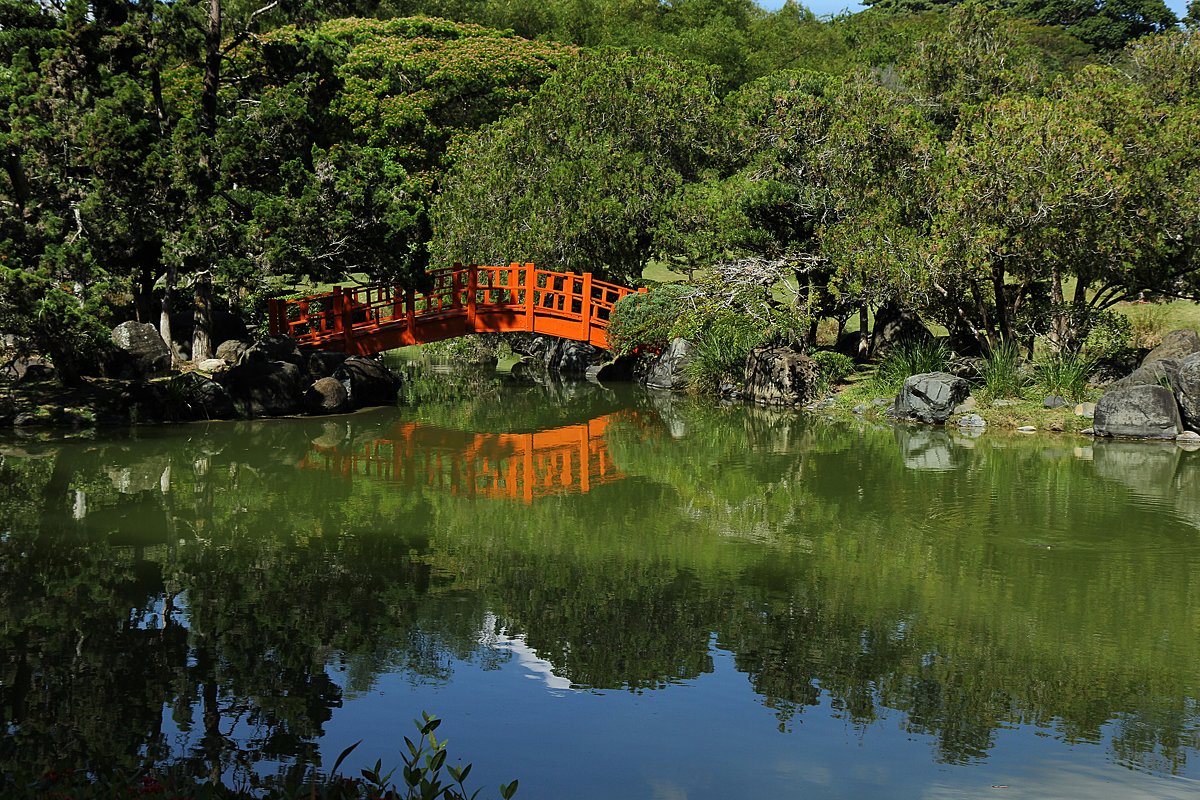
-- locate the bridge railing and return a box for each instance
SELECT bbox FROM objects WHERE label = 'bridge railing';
[269,263,643,352]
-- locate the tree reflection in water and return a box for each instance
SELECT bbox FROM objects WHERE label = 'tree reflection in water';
[1,372,1199,791]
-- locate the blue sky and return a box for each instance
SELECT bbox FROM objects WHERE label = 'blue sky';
[756,0,1191,21]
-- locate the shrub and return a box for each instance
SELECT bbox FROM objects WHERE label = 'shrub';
[978,342,1028,399]
[1036,352,1095,400]
[810,350,855,395]
[684,312,769,392]
[1082,309,1132,361]
[1124,302,1173,349]
[606,284,692,356]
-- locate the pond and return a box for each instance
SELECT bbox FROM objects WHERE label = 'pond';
[2,367,1199,799]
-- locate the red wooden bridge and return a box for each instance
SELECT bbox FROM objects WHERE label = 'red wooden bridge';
[299,413,631,503]
[268,263,644,355]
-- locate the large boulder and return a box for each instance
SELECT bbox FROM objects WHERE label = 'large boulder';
[111,321,172,378]
[171,372,236,420]
[1141,329,1200,367]
[240,336,304,366]
[215,339,251,363]
[893,372,970,424]
[307,350,349,382]
[1108,358,1181,392]
[1174,352,1200,432]
[870,301,932,358]
[743,345,820,407]
[334,356,403,408]
[304,376,350,414]
[540,338,608,374]
[1094,384,1183,439]
[217,356,303,417]
[644,338,694,391]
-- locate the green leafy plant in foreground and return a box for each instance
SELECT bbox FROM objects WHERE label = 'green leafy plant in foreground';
[13,713,517,800]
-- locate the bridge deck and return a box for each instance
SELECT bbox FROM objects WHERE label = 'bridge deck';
[269,263,642,355]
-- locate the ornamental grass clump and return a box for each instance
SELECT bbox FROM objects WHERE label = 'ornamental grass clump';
[1035,352,1095,401]
[869,339,950,395]
[978,342,1029,399]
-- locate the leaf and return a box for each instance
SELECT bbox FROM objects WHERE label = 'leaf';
[331,739,362,775]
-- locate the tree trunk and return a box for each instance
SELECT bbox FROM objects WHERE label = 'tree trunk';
[1044,261,1067,354]
[192,273,213,362]
[857,302,869,359]
[160,264,175,362]
[991,264,1014,348]
[200,0,221,174]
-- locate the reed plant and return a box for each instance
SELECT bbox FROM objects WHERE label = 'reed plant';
[868,339,950,395]
[1036,352,1095,401]
[978,342,1028,400]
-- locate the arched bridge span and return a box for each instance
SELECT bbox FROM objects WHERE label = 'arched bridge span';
[268,263,644,356]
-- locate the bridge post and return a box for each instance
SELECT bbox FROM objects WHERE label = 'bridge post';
[332,287,344,336]
[467,264,478,329]
[405,287,416,343]
[451,265,462,309]
[524,262,536,332]
[580,272,593,341]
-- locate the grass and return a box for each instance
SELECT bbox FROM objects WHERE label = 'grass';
[978,343,1028,400]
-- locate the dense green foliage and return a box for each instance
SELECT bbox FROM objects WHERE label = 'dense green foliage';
[2,0,1199,378]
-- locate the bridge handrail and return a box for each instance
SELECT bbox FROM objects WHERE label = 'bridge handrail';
[268,263,643,353]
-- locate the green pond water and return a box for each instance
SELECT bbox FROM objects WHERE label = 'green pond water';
[2,367,1200,799]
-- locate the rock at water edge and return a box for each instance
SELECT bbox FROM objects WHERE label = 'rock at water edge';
[1094,384,1183,439]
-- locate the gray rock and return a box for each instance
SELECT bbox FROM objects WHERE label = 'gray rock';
[1094,384,1183,439]
[215,339,250,362]
[743,345,819,407]
[334,356,403,408]
[894,372,970,424]
[1177,430,1200,442]
[1043,396,1068,409]
[240,336,304,367]
[1175,352,1200,432]
[871,398,891,407]
[1017,425,1037,433]
[217,358,303,417]
[645,338,694,391]
[541,338,608,374]
[1108,358,1181,392]
[1075,402,1096,418]
[197,358,228,373]
[171,372,236,420]
[594,354,638,383]
[18,362,55,383]
[1141,329,1200,367]
[1080,427,1095,435]
[853,404,867,415]
[111,321,172,378]
[953,396,978,413]
[990,399,1018,408]
[307,350,350,382]
[304,377,350,414]
[958,413,986,429]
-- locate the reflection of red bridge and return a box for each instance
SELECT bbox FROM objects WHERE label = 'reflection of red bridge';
[300,414,629,503]
[268,263,643,355]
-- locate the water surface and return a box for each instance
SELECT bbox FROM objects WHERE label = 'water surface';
[2,370,1199,798]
